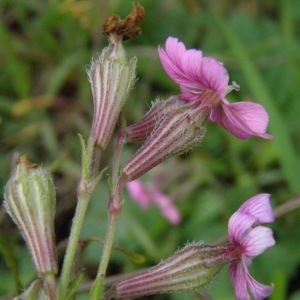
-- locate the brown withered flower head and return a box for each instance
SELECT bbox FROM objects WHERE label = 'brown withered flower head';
[102,3,145,42]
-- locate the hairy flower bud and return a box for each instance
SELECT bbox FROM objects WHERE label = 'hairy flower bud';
[121,96,209,181]
[4,155,57,276]
[110,243,229,299]
[87,38,136,150]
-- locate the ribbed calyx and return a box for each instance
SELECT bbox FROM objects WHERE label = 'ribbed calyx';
[111,243,229,299]
[87,41,136,150]
[4,155,57,276]
[122,98,209,181]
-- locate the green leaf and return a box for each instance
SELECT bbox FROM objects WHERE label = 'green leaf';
[66,272,83,300]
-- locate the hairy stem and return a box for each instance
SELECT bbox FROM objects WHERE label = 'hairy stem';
[58,138,100,299]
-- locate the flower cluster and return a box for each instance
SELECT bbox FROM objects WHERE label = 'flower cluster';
[109,36,275,299]
[3,5,276,298]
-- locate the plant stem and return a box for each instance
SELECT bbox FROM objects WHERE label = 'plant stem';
[58,183,92,299]
[44,273,57,300]
[89,208,120,299]
[58,138,99,299]
[111,124,126,188]
[89,127,126,299]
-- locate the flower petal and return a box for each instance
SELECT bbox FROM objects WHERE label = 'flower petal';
[159,37,229,100]
[242,226,275,257]
[198,56,229,94]
[210,101,273,139]
[238,194,275,223]
[229,261,251,300]
[229,260,274,300]
[126,180,150,209]
[181,49,203,82]
[158,37,188,87]
[247,274,274,300]
[228,211,257,244]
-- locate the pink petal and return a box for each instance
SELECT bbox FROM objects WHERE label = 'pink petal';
[158,38,188,87]
[238,194,275,223]
[181,49,203,82]
[126,180,150,209]
[229,261,251,300]
[180,57,229,101]
[165,37,187,63]
[150,188,181,224]
[242,226,275,257]
[228,211,257,244]
[158,37,228,99]
[210,101,273,139]
[247,273,274,300]
[198,57,229,95]
[229,260,274,300]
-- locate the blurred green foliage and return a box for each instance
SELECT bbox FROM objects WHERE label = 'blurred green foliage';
[1,0,300,299]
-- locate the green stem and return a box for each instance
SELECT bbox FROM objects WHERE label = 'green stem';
[58,184,92,299]
[89,127,126,299]
[58,138,100,299]
[89,210,120,299]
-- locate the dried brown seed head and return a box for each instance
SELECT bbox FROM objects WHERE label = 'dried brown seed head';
[17,154,37,169]
[102,3,145,41]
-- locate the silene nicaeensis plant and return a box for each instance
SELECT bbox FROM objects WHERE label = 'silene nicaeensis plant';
[3,3,276,300]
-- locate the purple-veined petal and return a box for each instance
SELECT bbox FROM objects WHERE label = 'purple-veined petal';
[126,179,150,209]
[165,36,187,63]
[180,57,229,101]
[247,272,274,300]
[238,194,275,223]
[229,259,274,300]
[158,37,228,99]
[181,49,203,82]
[210,101,273,139]
[241,226,275,257]
[228,211,257,244]
[158,38,189,87]
[198,57,229,95]
[229,261,250,300]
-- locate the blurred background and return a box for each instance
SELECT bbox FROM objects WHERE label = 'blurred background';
[1,0,300,299]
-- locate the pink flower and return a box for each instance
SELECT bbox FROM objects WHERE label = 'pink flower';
[126,179,181,224]
[227,194,275,300]
[158,37,273,139]
[110,194,275,299]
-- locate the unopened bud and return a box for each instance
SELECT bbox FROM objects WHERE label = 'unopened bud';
[122,97,209,181]
[87,31,136,150]
[4,155,57,276]
[111,243,229,299]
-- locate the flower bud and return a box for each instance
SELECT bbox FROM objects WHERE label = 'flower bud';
[87,38,136,150]
[111,243,229,299]
[121,97,209,181]
[4,155,57,276]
